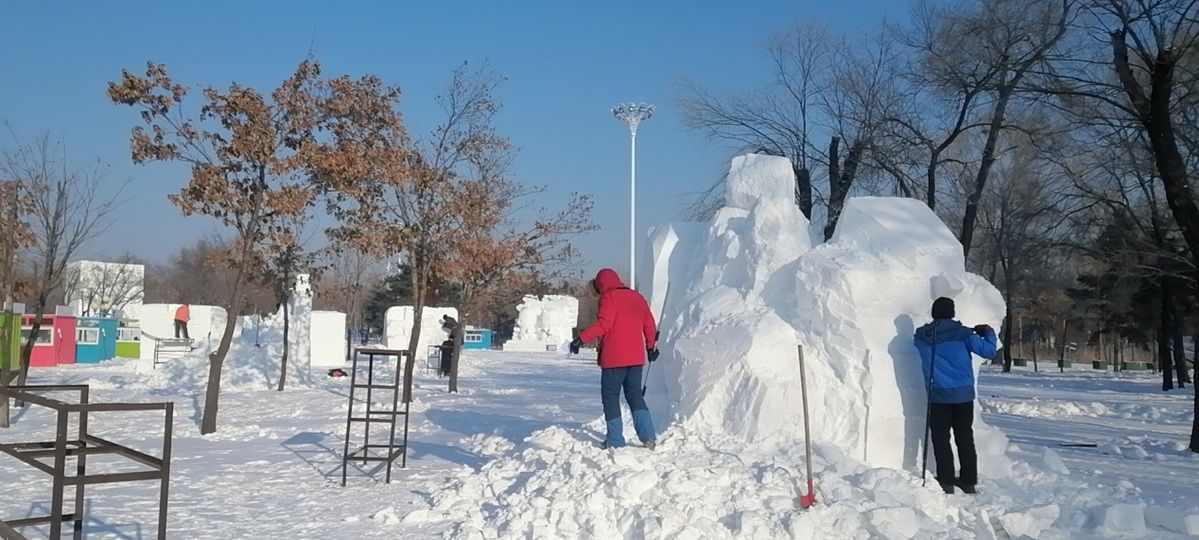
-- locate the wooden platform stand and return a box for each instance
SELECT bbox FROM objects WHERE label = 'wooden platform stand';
[341,347,411,486]
[0,385,173,540]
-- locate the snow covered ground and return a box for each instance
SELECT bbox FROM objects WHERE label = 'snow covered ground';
[1,350,1196,539]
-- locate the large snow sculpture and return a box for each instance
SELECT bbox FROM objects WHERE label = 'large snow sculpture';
[647,153,1010,477]
[502,295,579,352]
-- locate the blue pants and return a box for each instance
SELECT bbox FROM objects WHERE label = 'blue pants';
[601,366,655,447]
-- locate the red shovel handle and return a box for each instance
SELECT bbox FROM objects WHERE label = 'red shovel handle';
[799,478,816,509]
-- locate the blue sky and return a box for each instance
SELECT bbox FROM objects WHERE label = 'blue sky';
[0,1,897,276]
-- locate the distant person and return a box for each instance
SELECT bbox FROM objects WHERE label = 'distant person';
[174,304,190,340]
[913,297,998,495]
[569,268,659,450]
[441,314,458,334]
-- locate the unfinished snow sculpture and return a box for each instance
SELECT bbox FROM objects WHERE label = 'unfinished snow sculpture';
[384,306,458,355]
[649,153,1010,476]
[502,295,578,352]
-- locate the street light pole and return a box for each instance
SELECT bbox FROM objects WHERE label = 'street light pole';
[612,102,653,289]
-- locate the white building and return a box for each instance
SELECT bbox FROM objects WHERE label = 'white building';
[63,260,146,318]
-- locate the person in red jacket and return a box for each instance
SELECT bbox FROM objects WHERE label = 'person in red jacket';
[569,268,660,449]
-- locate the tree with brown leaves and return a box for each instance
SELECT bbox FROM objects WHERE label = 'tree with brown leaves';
[108,60,386,433]
[0,173,36,428]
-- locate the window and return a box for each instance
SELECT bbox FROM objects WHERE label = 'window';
[117,328,140,341]
[21,328,52,345]
[77,328,100,345]
[464,332,483,343]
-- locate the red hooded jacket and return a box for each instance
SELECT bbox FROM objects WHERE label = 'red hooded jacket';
[578,268,657,369]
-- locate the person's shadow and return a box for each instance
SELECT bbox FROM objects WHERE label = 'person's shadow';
[887,314,925,472]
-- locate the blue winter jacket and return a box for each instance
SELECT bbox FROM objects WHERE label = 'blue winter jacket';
[913,319,998,404]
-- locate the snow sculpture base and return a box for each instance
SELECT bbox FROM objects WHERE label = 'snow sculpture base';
[648,153,1010,477]
[502,295,578,352]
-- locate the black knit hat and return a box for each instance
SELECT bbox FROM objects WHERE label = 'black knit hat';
[931,297,955,320]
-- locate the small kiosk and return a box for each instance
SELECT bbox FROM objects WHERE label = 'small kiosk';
[463,327,493,350]
[76,317,118,364]
[115,318,141,359]
[21,306,77,367]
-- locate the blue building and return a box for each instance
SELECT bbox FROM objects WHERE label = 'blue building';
[463,327,493,350]
[75,317,118,364]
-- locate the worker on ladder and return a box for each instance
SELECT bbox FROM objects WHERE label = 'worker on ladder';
[174,304,190,340]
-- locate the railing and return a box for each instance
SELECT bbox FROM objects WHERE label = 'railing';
[139,331,195,369]
[0,385,173,539]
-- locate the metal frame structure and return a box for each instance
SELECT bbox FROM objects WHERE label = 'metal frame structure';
[0,385,173,539]
[341,347,411,486]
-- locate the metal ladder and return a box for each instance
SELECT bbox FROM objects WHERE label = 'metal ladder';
[341,347,411,486]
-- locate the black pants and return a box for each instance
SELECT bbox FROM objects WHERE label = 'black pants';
[174,320,189,340]
[930,402,976,487]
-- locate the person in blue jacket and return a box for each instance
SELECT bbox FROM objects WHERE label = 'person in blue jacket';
[914,297,998,494]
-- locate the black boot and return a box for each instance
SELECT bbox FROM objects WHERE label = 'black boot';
[956,479,977,494]
[939,482,955,494]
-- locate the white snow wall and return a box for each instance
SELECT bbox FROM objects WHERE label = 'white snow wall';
[127,303,228,361]
[311,311,347,368]
[385,306,458,355]
[646,154,1010,477]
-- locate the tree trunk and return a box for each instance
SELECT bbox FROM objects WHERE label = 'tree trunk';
[960,84,1013,259]
[1170,299,1189,387]
[1002,310,1013,372]
[448,320,465,394]
[1056,319,1069,374]
[278,296,290,392]
[824,137,866,241]
[1159,294,1174,391]
[403,260,428,404]
[926,149,939,211]
[13,294,49,408]
[793,163,812,219]
[200,251,251,435]
[1031,330,1039,371]
[1190,381,1199,453]
[1111,34,1199,276]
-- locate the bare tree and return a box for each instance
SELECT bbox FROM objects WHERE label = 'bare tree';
[62,255,145,317]
[820,31,906,239]
[679,24,829,219]
[0,132,125,417]
[315,248,385,360]
[973,127,1074,371]
[0,175,36,428]
[942,0,1074,258]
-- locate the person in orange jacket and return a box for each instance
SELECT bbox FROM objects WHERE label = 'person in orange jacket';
[174,304,190,340]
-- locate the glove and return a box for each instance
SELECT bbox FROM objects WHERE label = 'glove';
[569,338,582,355]
[647,348,660,363]
[973,324,994,336]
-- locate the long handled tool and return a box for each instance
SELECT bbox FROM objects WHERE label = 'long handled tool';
[642,282,671,397]
[797,344,817,509]
[921,323,940,487]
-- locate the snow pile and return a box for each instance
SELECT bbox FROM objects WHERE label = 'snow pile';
[412,422,1137,539]
[645,153,1007,474]
[137,333,319,394]
[502,295,579,352]
[138,275,322,393]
